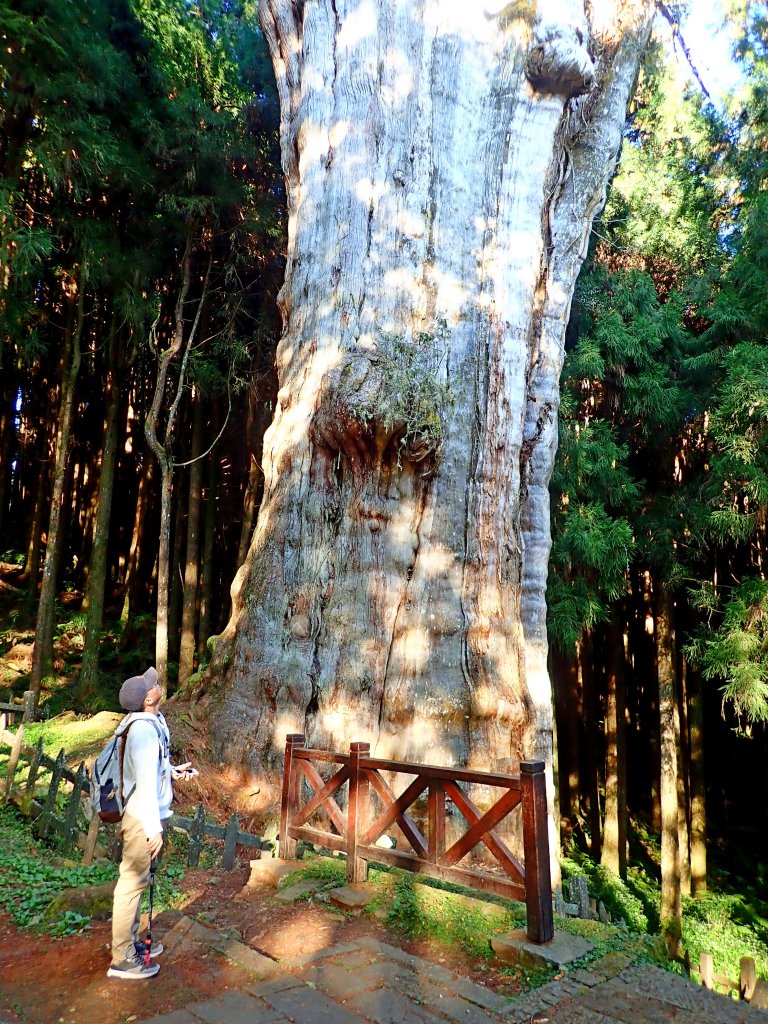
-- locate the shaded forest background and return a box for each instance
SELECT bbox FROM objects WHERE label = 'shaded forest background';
[2,0,768,929]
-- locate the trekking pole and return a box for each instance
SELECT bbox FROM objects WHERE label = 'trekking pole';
[143,860,157,967]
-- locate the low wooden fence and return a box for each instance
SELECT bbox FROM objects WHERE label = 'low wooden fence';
[699,952,767,1006]
[0,691,35,724]
[279,734,554,944]
[0,718,265,868]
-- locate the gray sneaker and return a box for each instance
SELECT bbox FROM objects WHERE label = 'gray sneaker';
[107,954,160,980]
[135,940,164,959]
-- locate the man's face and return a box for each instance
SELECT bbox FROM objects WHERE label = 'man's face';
[144,686,162,714]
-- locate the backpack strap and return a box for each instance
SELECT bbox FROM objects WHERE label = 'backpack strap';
[119,717,166,806]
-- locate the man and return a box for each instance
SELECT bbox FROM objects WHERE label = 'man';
[107,666,195,980]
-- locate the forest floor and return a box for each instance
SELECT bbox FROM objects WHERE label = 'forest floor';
[0,860,533,1024]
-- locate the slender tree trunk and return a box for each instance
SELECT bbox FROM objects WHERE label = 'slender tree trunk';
[656,584,682,955]
[580,633,602,861]
[120,457,154,628]
[23,427,50,594]
[207,0,655,821]
[167,475,187,673]
[145,236,210,693]
[178,392,204,687]
[688,661,707,894]
[79,333,122,699]
[197,444,217,660]
[602,607,627,877]
[677,655,691,897]
[0,387,15,543]
[30,265,86,698]
[551,644,581,822]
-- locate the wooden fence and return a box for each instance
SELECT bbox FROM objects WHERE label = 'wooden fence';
[0,691,35,725]
[0,718,265,869]
[698,952,767,1006]
[279,734,554,944]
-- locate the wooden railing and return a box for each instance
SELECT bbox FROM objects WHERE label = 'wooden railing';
[279,734,554,944]
[0,718,265,868]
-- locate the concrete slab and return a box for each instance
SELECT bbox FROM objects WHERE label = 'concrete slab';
[274,878,325,902]
[246,857,301,888]
[328,882,377,911]
[187,989,284,1024]
[264,984,367,1023]
[492,929,593,970]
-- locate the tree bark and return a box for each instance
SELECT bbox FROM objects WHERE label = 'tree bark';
[120,456,155,628]
[602,607,627,877]
[197,448,218,659]
[30,264,86,698]
[205,0,655,812]
[79,330,122,699]
[178,391,205,688]
[688,659,707,894]
[656,584,682,956]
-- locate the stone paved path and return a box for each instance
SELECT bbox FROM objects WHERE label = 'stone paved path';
[139,930,768,1024]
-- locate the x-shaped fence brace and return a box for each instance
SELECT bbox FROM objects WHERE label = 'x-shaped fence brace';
[279,735,553,943]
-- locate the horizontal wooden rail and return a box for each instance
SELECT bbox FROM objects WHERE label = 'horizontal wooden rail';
[279,734,553,944]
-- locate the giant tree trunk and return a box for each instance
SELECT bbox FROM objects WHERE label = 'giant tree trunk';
[206,0,654,805]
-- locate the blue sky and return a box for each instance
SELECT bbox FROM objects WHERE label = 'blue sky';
[679,0,742,100]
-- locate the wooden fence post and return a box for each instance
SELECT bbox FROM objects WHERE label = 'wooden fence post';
[520,760,554,944]
[700,952,714,989]
[23,737,44,813]
[347,741,370,884]
[82,811,101,866]
[222,812,240,870]
[188,804,207,866]
[428,781,446,864]
[3,724,24,804]
[61,763,87,855]
[38,749,66,840]
[279,734,304,861]
[22,691,35,724]
[740,956,757,1001]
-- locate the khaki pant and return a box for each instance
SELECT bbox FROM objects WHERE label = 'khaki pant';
[110,814,166,965]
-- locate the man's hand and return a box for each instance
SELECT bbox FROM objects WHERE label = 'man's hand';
[171,762,198,781]
[147,832,163,859]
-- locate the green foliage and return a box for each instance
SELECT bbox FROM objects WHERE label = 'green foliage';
[0,806,116,935]
[363,322,456,468]
[682,892,768,983]
[685,578,768,723]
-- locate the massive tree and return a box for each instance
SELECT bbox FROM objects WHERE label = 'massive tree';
[204,0,655,799]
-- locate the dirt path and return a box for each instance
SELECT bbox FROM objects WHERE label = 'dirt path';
[0,865,522,1024]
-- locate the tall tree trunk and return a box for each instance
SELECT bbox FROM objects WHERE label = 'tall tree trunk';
[580,633,602,861]
[0,387,15,544]
[551,644,581,822]
[120,457,154,628]
[197,450,217,660]
[167,475,187,674]
[79,332,122,699]
[30,264,86,699]
[178,392,204,687]
[688,660,707,894]
[602,607,627,877]
[145,236,209,693]
[677,654,691,897]
[656,584,682,956]
[204,0,655,814]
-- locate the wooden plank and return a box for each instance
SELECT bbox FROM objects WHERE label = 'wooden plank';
[280,734,304,861]
[23,737,45,811]
[700,953,714,989]
[356,844,526,901]
[288,824,347,854]
[3,722,24,804]
[360,757,521,790]
[294,749,350,765]
[293,763,349,829]
[298,759,347,836]
[363,771,428,857]
[37,749,66,840]
[442,781,524,883]
[428,782,445,864]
